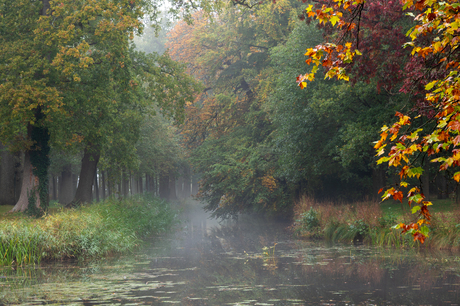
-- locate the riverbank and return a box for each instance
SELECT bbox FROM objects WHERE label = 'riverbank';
[0,195,176,266]
[292,196,460,249]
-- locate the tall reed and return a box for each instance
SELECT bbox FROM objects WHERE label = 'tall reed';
[0,194,175,266]
[293,196,404,245]
[293,196,460,249]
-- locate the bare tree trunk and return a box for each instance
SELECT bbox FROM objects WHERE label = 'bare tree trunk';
[69,147,100,206]
[11,151,40,212]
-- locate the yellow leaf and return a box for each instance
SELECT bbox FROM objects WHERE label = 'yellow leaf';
[453,172,460,182]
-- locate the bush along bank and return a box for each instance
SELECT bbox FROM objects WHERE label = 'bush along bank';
[0,195,175,266]
[292,196,460,249]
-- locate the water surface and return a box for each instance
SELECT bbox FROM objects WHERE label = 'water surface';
[1,202,460,305]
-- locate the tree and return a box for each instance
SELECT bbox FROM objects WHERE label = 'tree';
[0,0,147,212]
[167,1,304,217]
[296,0,460,242]
[0,0,199,211]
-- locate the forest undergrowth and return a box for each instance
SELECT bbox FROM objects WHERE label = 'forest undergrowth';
[292,196,460,249]
[0,195,176,266]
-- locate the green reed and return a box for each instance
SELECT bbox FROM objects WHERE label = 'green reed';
[0,194,175,266]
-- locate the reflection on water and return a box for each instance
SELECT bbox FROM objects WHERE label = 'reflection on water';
[1,201,460,305]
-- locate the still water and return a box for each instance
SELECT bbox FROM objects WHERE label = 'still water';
[1,202,460,305]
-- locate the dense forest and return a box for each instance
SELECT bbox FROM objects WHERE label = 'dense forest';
[1,0,459,240]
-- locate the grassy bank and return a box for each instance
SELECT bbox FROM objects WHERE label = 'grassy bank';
[292,196,460,249]
[0,195,175,266]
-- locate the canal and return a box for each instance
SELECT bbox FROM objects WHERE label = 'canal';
[1,201,460,305]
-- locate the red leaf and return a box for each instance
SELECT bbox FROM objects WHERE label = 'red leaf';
[392,190,404,203]
[413,232,426,243]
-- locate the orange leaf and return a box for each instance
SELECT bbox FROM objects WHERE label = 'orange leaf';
[413,232,426,243]
[392,190,404,203]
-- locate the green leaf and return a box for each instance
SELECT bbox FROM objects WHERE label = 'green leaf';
[407,167,423,178]
[420,225,430,237]
[411,205,421,214]
[425,81,437,91]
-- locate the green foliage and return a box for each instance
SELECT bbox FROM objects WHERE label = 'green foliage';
[300,208,320,231]
[267,21,410,201]
[0,195,175,266]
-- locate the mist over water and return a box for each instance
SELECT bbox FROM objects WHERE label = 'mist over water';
[1,201,460,305]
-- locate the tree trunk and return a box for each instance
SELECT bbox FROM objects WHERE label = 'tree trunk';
[437,174,448,199]
[14,151,23,202]
[152,175,157,195]
[183,167,191,198]
[131,173,137,195]
[59,163,74,205]
[69,147,100,206]
[101,170,106,199]
[51,174,57,201]
[192,174,200,196]
[94,167,99,202]
[107,170,112,197]
[0,144,20,205]
[372,166,386,201]
[177,175,184,199]
[11,151,40,212]
[139,175,143,194]
[122,170,129,197]
[169,170,177,200]
[159,173,170,199]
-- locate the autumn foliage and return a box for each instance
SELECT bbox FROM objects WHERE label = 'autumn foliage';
[298,0,460,243]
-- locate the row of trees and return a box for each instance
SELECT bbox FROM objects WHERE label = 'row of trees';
[0,0,200,212]
[166,0,459,219]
